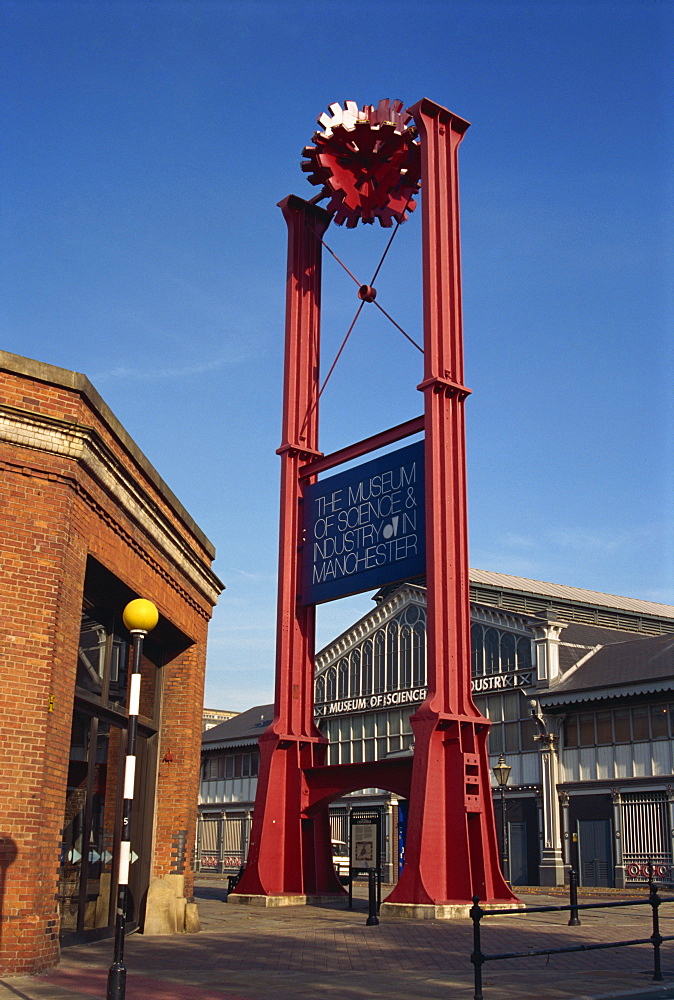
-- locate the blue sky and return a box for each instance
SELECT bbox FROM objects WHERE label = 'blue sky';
[2,0,672,710]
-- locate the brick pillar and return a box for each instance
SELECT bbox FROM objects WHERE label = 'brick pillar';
[0,469,85,973]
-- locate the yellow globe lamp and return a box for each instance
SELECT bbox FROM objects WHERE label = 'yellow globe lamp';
[122,598,159,635]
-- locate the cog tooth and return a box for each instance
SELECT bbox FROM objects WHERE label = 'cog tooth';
[333,204,349,226]
[301,170,326,187]
[375,98,389,124]
[342,100,359,130]
[317,101,358,138]
[317,114,333,136]
[391,101,405,133]
[375,209,394,228]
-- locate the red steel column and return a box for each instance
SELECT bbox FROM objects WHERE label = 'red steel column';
[234,196,342,897]
[386,99,515,907]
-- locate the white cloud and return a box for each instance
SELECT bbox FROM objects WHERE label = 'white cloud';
[226,567,277,584]
[92,353,247,381]
[500,532,538,549]
[547,527,631,555]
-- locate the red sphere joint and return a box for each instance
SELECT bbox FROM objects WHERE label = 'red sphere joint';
[358,284,377,302]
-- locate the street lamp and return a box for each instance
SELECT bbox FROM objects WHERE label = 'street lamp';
[493,754,512,884]
[107,598,159,1000]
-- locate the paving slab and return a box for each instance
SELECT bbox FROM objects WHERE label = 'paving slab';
[0,880,672,1000]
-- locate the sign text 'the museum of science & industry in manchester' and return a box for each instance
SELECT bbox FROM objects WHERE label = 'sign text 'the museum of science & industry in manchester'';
[302,441,425,605]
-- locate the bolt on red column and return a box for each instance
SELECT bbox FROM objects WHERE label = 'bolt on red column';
[233,196,343,899]
[384,99,517,911]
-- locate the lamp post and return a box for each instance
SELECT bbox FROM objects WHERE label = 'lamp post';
[107,598,159,1000]
[493,754,512,884]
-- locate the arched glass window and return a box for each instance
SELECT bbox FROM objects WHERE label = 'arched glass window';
[350,649,361,698]
[362,640,373,694]
[412,623,426,686]
[485,629,499,675]
[374,630,386,693]
[517,637,532,670]
[501,632,516,672]
[471,624,484,677]
[387,621,399,690]
[315,675,325,704]
[404,604,420,626]
[338,658,349,698]
[326,667,336,701]
[400,624,412,687]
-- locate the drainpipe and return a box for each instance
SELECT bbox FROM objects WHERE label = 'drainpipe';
[559,790,570,873]
[612,789,625,889]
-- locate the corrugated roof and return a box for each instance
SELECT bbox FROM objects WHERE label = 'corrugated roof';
[469,569,674,620]
[559,622,642,646]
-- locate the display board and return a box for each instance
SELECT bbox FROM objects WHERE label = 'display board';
[351,822,378,870]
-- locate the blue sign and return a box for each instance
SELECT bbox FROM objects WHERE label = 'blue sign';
[301,440,425,605]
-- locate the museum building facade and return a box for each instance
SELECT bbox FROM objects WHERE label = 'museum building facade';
[198,570,674,890]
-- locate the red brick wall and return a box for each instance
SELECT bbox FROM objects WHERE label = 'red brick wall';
[154,643,206,897]
[0,459,86,973]
[0,362,219,973]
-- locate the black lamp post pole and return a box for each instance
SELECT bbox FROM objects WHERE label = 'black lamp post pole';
[107,627,146,1000]
[500,785,509,884]
[106,600,158,1000]
[493,755,511,885]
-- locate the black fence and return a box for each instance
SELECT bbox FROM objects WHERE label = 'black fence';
[470,878,674,1000]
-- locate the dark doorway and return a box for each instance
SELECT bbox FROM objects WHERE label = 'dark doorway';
[578,819,613,887]
[58,566,163,945]
[508,821,528,885]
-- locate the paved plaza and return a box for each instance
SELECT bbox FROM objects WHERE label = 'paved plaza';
[1,879,673,1000]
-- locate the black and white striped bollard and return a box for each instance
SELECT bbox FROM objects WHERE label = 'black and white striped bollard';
[107,598,158,1000]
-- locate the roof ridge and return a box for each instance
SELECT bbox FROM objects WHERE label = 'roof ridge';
[469,568,674,618]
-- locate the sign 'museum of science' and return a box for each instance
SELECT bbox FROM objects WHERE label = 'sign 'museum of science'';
[315,669,535,719]
[315,686,427,718]
[302,441,425,605]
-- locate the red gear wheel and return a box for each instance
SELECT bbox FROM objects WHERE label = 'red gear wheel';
[302,99,421,228]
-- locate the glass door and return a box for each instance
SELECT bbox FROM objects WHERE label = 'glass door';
[58,711,125,939]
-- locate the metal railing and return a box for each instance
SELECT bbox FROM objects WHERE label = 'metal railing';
[470,876,674,1000]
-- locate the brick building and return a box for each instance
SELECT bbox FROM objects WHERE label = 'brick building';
[0,351,222,974]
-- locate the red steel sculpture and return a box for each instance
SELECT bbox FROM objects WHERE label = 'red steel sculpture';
[233,98,517,912]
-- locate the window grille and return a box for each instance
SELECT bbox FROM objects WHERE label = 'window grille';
[622,791,672,882]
